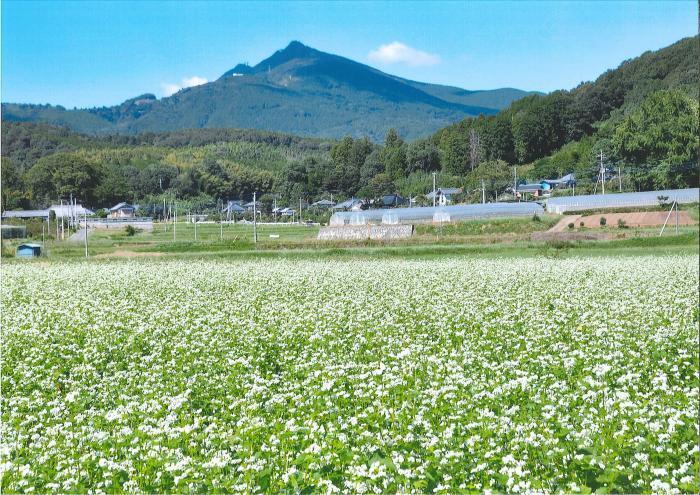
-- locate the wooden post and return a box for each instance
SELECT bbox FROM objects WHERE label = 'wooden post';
[253,192,258,244]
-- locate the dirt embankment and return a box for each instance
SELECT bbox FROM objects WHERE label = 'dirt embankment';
[549,211,695,232]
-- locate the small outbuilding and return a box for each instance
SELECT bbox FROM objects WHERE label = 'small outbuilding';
[1,209,50,220]
[425,188,462,206]
[16,243,42,258]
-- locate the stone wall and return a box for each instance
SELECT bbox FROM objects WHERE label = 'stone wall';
[318,224,413,241]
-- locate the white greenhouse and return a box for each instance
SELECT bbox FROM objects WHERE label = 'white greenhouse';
[546,188,699,214]
[329,202,544,226]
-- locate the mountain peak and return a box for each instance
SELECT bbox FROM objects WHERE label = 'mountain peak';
[220,41,318,79]
[256,40,319,70]
[283,40,313,54]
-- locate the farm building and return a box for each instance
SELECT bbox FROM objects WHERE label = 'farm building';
[279,207,296,217]
[544,173,576,189]
[1,209,50,220]
[517,182,552,198]
[381,194,409,208]
[16,243,42,258]
[546,188,699,213]
[108,202,137,218]
[50,204,94,219]
[223,201,246,216]
[311,199,336,209]
[425,188,462,205]
[244,201,262,212]
[333,198,365,211]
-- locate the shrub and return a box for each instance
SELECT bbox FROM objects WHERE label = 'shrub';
[532,214,541,222]
[567,223,575,230]
[599,217,607,226]
[125,225,137,236]
[617,218,628,229]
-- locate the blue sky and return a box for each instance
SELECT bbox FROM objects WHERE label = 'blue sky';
[2,1,697,108]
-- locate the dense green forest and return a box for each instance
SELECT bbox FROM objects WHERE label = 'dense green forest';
[1,36,697,214]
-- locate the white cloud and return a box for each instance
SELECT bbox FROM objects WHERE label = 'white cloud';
[368,42,440,67]
[182,76,208,87]
[161,76,208,97]
[161,83,182,97]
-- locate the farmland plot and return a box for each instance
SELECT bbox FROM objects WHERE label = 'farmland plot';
[1,256,698,493]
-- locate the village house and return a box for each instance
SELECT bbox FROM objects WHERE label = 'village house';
[108,202,137,218]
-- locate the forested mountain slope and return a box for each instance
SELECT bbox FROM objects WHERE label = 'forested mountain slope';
[1,42,535,141]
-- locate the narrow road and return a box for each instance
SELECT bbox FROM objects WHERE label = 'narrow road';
[68,228,88,241]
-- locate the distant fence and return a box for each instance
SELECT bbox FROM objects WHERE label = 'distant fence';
[79,217,154,231]
[1,225,27,239]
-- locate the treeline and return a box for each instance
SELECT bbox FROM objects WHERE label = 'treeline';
[432,36,699,189]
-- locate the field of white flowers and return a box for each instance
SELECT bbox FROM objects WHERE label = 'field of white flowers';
[1,255,698,494]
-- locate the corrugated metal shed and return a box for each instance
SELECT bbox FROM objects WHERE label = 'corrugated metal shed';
[1,210,50,219]
[50,205,94,218]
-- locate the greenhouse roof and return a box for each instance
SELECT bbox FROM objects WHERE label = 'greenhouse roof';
[546,188,699,213]
[1,209,50,219]
[330,202,543,226]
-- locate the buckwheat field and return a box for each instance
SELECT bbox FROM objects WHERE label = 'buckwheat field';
[1,255,698,494]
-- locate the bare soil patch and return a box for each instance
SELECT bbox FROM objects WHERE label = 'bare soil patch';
[549,211,695,232]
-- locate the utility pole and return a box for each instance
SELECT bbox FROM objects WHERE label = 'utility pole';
[618,166,622,192]
[173,204,177,242]
[675,196,679,234]
[513,166,518,201]
[481,179,486,204]
[299,197,302,224]
[220,219,223,241]
[194,215,197,241]
[599,150,606,195]
[432,172,437,207]
[253,192,258,244]
[84,209,88,258]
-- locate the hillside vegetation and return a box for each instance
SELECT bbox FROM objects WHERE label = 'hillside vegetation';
[1,42,535,141]
[432,36,698,192]
[1,37,697,214]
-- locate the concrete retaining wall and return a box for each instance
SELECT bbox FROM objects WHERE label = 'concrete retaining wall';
[79,219,154,231]
[318,224,413,241]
